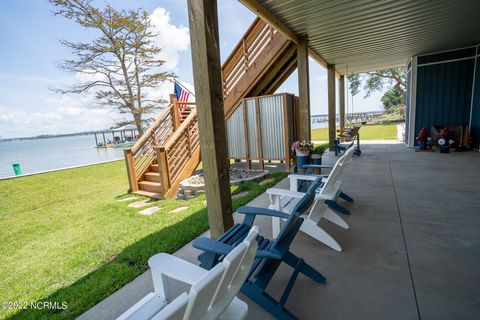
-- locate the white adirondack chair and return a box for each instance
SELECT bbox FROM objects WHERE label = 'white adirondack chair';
[117,226,259,320]
[267,148,355,251]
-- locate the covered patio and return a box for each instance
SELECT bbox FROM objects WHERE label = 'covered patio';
[82,143,480,319]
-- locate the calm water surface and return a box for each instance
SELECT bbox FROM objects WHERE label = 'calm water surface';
[0,135,125,178]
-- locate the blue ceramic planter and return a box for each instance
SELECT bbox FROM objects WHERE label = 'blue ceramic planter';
[296,155,309,173]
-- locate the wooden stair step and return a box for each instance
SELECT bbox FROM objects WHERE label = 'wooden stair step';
[144,172,161,182]
[150,164,159,172]
[138,180,162,193]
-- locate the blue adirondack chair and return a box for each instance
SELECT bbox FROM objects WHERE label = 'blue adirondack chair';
[193,177,326,319]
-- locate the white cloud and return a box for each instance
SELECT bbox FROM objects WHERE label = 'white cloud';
[149,8,190,70]
[0,7,193,138]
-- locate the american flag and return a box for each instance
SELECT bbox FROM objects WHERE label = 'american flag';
[174,80,190,109]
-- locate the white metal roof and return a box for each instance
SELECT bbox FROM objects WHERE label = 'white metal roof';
[255,0,480,74]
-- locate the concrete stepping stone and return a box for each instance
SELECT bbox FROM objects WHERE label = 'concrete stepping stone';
[128,200,151,208]
[169,206,189,214]
[117,196,137,202]
[139,206,161,216]
[232,190,250,199]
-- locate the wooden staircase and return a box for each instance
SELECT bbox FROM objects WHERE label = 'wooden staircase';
[124,18,296,199]
[222,17,297,118]
[124,102,199,199]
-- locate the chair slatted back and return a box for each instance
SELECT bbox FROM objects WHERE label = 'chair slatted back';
[252,178,322,284]
[320,147,354,195]
[208,226,258,317]
[184,264,226,319]
[162,227,259,320]
[272,177,322,248]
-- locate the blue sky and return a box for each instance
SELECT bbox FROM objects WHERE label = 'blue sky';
[0,0,383,139]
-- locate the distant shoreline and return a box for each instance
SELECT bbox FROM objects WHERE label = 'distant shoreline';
[0,159,123,181]
[0,131,101,142]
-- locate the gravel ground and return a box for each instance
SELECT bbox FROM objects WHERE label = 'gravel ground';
[184,168,267,185]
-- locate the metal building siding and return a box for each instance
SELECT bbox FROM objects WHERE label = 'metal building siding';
[417,47,476,64]
[471,54,480,149]
[414,58,475,136]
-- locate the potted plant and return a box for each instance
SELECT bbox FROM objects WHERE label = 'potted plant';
[311,144,327,174]
[291,140,313,172]
[416,128,428,150]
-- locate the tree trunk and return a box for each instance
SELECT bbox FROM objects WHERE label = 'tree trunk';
[134,114,144,136]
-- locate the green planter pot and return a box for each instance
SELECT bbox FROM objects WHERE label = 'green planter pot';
[312,156,322,174]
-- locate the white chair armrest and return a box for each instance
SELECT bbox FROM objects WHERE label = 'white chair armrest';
[267,188,305,199]
[149,253,207,285]
[288,174,318,181]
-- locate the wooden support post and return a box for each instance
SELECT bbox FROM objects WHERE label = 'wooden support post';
[124,149,138,192]
[187,0,233,238]
[339,75,346,130]
[170,94,181,130]
[282,94,290,171]
[297,35,311,141]
[328,64,336,151]
[242,101,252,169]
[157,146,170,195]
[255,97,264,170]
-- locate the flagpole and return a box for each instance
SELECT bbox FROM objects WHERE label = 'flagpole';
[173,78,195,97]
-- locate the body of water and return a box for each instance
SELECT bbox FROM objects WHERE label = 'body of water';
[0,134,125,179]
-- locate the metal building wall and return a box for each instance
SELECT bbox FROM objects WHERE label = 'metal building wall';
[470,48,480,150]
[414,50,475,142]
[405,64,412,145]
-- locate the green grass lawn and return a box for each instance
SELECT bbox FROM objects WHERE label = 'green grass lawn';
[0,161,286,320]
[311,123,398,141]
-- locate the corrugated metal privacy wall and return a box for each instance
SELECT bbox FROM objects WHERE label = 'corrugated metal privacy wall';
[260,95,285,159]
[226,104,246,158]
[226,93,295,164]
[407,45,480,148]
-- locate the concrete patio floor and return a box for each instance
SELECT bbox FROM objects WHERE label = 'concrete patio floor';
[80,142,480,320]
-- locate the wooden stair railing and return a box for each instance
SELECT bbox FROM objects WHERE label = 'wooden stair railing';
[221,18,295,118]
[124,101,198,198]
[124,103,180,193]
[156,108,200,198]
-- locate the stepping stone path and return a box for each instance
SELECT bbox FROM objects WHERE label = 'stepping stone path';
[128,200,151,208]
[117,196,137,202]
[169,206,189,214]
[139,206,161,216]
[232,191,250,199]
